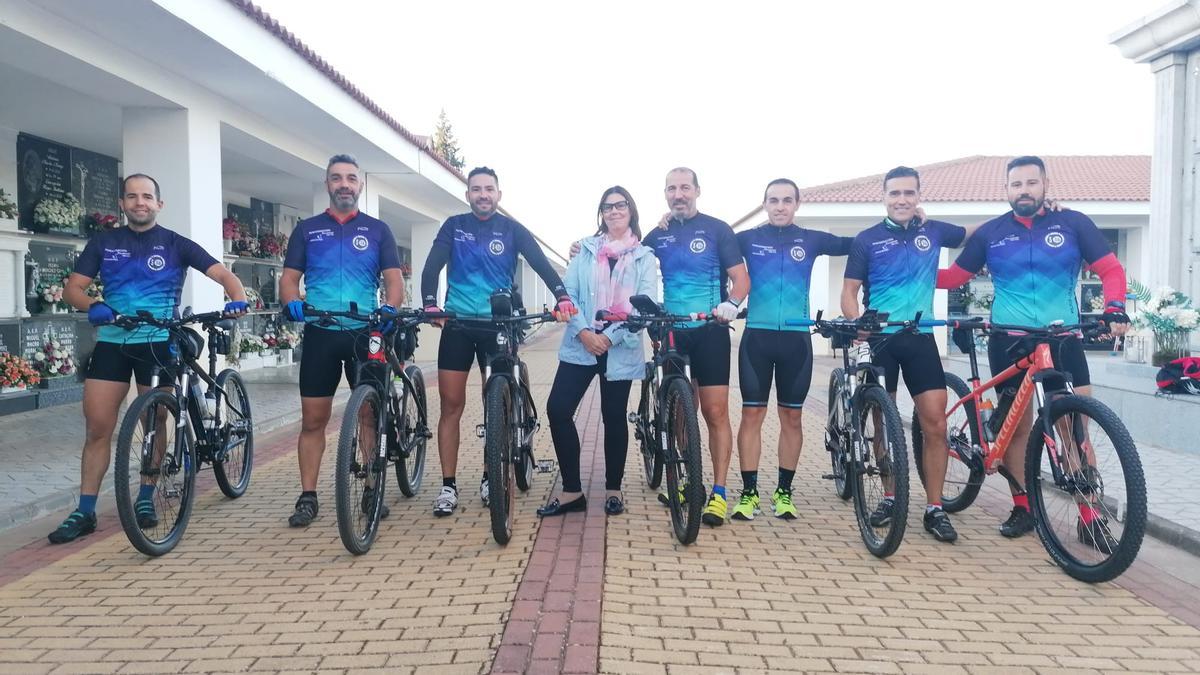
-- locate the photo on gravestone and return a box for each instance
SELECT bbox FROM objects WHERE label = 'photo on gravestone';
[16,133,72,234]
[255,262,277,306]
[26,242,77,315]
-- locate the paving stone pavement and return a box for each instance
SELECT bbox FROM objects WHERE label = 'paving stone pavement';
[1,325,1200,674]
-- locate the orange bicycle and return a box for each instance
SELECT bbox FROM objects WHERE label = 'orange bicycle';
[914,318,1145,583]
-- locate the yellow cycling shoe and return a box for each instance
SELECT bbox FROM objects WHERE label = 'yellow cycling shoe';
[772,488,798,520]
[701,493,727,527]
[730,490,760,521]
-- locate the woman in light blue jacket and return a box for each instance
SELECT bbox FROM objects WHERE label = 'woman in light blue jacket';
[537,186,658,517]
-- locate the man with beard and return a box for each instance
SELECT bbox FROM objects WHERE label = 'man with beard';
[280,154,405,527]
[421,166,575,517]
[937,156,1129,542]
[48,174,248,543]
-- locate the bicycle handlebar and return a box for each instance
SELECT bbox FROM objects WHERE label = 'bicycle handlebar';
[784,310,938,337]
[298,304,456,328]
[112,310,233,331]
[945,316,1112,337]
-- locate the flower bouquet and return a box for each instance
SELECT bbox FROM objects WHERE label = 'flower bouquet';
[84,212,119,235]
[38,279,70,313]
[1130,281,1198,366]
[33,338,76,387]
[0,352,41,392]
[276,325,300,364]
[0,187,16,220]
[223,217,241,253]
[258,232,284,259]
[34,194,84,233]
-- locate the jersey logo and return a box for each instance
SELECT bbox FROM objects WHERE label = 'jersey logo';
[689,238,707,254]
[914,235,932,252]
[352,235,369,251]
[488,239,505,255]
[790,246,806,262]
[147,254,166,272]
[1044,232,1066,248]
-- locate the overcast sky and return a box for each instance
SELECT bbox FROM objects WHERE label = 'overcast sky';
[256,0,1162,254]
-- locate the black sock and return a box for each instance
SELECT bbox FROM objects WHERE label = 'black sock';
[301,490,317,500]
[778,468,795,492]
[443,477,457,491]
[741,471,758,493]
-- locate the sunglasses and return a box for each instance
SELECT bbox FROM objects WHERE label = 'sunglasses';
[600,200,630,213]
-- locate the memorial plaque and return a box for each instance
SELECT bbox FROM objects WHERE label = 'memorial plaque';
[73,146,120,225]
[227,204,253,233]
[17,133,72,234]
[0,321,18,355]
[20,317,77,362]
[28,242,77,286]
[250,198,276,237]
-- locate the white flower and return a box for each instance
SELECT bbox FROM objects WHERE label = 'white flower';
[48,365,58,374]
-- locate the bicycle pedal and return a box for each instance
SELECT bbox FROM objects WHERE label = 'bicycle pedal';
[821,473,836,480]
[475,424,486,438]
[537,459,555,473]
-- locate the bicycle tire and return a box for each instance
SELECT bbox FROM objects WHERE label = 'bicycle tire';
[638,381,663,489]
[484,377,516,545]
[826,368,852,500]
[1026,394,1146,583]
[663,377,704,545]
[913,372,983,513]
[212,369,253,499]
[394,365,427,498]
[853,386,909,558]
[335,385,385,555]
[514,376,536,492]
[114,390,195,557]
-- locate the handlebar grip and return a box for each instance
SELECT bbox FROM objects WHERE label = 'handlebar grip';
[917,319,947,328]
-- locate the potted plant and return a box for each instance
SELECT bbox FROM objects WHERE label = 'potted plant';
[237,334,266,370]
[276,326,300,364]
[1130,281,1198,366]
[222,217,241,254]
[32,337,77,389]
[0,352,41,393]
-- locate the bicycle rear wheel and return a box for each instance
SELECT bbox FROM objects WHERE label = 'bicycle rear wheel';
[913,372,983,513]
[515,377,536,492]
[335,385,386,555]
[663,377,704,545]
[1026,394,1146,583]
[826,369,851,500]
[484,377,516,545]
[114,390,195,557]
[637,381,663,489]
[212,369,253,499]
[394,365,427,498]
[852,386,909,558]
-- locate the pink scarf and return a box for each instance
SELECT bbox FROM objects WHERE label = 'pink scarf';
[594,230,640,328]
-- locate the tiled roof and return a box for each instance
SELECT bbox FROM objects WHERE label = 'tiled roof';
[798,155,1150,203]
[227,0,464,182]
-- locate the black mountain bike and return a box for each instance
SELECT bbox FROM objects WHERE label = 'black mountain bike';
[300,303,451,555]
[790,310,934,558]
[112,309,253,557]
[473,290,556,545]
[617,294,741,545]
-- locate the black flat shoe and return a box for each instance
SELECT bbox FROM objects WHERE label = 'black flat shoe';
[604,496,625,516]
[537,496,587,517]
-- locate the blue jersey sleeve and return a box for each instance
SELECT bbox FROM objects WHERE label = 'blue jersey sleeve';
[844,234,869,281]
[936,220,967,248]
[515,224,568,299]
[74,238,102,278]
[1070,213,1113,264]
[953,223,989,274]
[420,220,455,306]
[283,224,306,271]
[177,235,220,273]
[716,223,743,270]
[820,232,854,257]
[377,224,401,270]
[736,229,753,258]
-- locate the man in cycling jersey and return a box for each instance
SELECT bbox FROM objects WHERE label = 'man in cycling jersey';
[732,178,852,521]
[280,154,405,528]
[421,166,576,517]
[842,166,969,543]
[645,167,750,527]
[48,174,248,544]
[938,155,1130,543]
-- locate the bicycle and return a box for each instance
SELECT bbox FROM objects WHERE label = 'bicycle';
[472,289,557,545]
[788,310,937,558]
[614,294,742,545]
[299,303,451,555]
[916,317,1145,582]
[111,309,253,557]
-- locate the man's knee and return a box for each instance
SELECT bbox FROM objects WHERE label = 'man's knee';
[740,406,767,425]
[301,409,331,434]
[700,399,730,425]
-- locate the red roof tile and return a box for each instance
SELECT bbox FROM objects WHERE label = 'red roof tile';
[227,0,465,182]
[799,155,1149,203]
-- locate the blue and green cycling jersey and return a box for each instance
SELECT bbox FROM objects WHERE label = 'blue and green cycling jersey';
[641,212,742,327]
[74,224,219,343]
[737,224,851,331]
[283,209,400,330]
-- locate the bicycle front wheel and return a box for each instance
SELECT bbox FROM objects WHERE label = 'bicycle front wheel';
[913,372,983,513]
[852,386,909,558]
[394,365,428,498]
[212,369,253,499]
[826,369,851,500]
[663,377,704,545]
[484,377,516,545]
[638,381,663,489]
[335,385,386,555]
[1026,394,1146,583]
[114,390,195,557]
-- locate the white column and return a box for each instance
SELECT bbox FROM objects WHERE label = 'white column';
[312,186,328,217]
[360,180,380,219]
[122,106,223,313]
[411,219,440,307]
[1147,53,1189,290]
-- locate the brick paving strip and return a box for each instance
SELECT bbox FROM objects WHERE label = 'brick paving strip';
[492,381,606,674]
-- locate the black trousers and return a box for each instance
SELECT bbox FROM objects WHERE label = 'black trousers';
[546,355,633,493]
